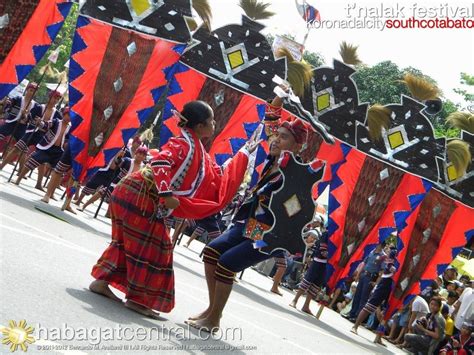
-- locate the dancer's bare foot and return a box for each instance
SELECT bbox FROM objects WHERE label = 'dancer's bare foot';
[124,300,160,319]
[187,309,211,321]
[301,308,314,316]
[89,280,122,302]
[186,318,220,335]
[41,196,50,204]
[350,327,358,335]
[374,339,386,347]
[66,205,77,214]
[270,288,283,296]
[35,184,45,192]
[289,300,297,308]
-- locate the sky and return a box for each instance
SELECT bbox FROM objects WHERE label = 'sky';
[207,0,474,106]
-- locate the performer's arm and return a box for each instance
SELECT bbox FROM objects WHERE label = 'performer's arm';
[150,138,190,209]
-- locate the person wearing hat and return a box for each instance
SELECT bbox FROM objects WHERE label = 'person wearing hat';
[346,240,388,321]
[14,106,71,186]
[442,266,458,288]
[186,116,310,333]
[289,224,328,315]
[0,82,38,150]
[351,246,398,336]
[440,322,473,355]
[459,274,471,286]
[0,89,63,188]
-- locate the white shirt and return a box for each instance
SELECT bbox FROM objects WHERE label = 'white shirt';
[454,287,473,330]
[411,295,429,327]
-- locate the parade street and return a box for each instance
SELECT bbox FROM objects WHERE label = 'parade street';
[0,166,405,355]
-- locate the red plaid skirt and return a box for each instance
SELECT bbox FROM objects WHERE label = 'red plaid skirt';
[91,172,174,312]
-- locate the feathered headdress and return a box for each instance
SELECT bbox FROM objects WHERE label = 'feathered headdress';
[367,104,391,142]
[402,73,440,101]
[446,112,474,134]
[447,139,471,177]
[339,41,362,66]
[186,0,213,31]
[238,0,275,20]
[275,47,312,97]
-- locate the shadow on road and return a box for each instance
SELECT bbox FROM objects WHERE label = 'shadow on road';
[65,288,246,354]
[173,258,399,354]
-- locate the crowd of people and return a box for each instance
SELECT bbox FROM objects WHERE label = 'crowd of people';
[1,85,472,354]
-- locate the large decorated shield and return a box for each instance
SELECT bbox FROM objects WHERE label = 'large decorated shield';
[260,153,325,255]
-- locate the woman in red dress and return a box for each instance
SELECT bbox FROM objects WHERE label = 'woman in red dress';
[89,100,258,318]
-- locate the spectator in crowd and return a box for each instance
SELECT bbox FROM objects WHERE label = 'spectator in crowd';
[337,282,357,316]
[328,277,354,311]
[454,283,473,334]
[456,282,466,297]
[440,303,455,349]
[459,274,471,286]
[439,322,473,355]
[402,296,446,354]
[442,266,458,288]
[385,304,410,345]
[446,291,459,316]
[407,293,430,334]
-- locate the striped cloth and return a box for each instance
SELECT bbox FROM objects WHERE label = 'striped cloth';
[91,171,175,313]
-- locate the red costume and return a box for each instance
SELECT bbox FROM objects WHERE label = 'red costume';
[91,128,249,312]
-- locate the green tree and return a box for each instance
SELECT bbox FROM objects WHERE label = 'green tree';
[454,72,474,107]
[26,3,79,104]
[353,61,409,105]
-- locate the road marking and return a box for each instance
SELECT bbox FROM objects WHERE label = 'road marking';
[1,223,96,257]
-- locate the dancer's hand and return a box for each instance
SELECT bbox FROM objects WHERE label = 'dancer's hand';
[163,196,179,209]
[245,139,262,154]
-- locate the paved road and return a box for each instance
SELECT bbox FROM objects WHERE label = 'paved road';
[0,166,405,354]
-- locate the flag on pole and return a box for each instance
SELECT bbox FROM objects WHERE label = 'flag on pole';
[295,1,321,24]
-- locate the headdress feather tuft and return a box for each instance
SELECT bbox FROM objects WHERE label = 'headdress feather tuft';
[367,104,391,142]
[275,47,312,97]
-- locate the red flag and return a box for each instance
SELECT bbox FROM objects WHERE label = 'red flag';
[326,148,408,289]
[386,190,474,317]
[335,173,431,287]
[68,16,185,182]
[0,0,72,98]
